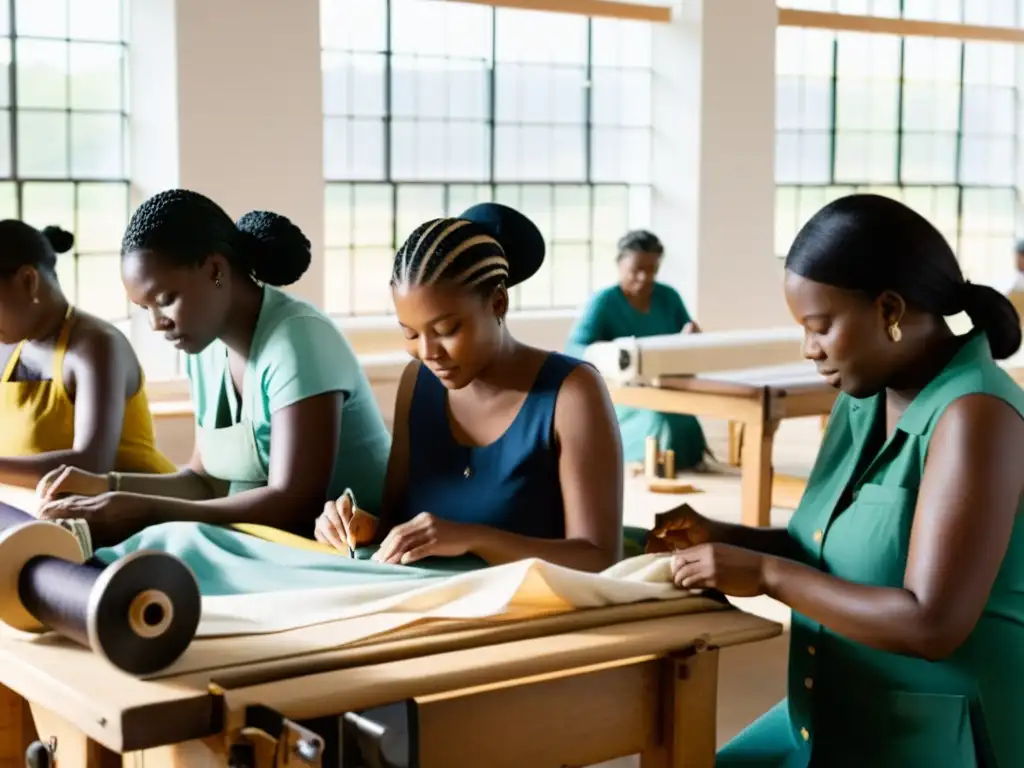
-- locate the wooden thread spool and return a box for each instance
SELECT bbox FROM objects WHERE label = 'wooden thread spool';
[663,449,676,480]
[644,436,659,479]
[128,589,175,639]
[0,506,201,676]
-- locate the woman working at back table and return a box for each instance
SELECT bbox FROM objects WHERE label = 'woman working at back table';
[666,194,1024,767]
[0,220,175,489]
[566,230,708,471]
[316,202,627,571]
[36,190,391,548]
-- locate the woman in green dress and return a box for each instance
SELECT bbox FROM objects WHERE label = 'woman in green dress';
[665,194,1023,767]
[566,230,707,469]
[34,190,391,548]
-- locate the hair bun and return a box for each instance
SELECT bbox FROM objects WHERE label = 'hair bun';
[458,203,545,287]
[41,225,74,254]
[234,211,311,287]
[959,281,1022,360]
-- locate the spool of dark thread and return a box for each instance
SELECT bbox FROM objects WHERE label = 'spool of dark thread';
[0,502,202,676]
[0,500,32,531]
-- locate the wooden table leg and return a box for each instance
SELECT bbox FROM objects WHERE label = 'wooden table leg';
[739,412,778,528]
[640,647,719,768]
[0,684,36,768]
[727,422,743,467]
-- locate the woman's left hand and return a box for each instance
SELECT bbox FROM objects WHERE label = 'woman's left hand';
[671,543,769,597]
[372,512,479,565]
[37,492,150,544]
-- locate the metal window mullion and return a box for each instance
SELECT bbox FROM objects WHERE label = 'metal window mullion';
[487,8,497,184]
[9,0,19,217]
[895,37,906,185]
[828,35,839,185]
[953,40,967,256]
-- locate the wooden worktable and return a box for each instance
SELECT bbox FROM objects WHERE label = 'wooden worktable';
[609,363,836,528]
[0,594,781,767]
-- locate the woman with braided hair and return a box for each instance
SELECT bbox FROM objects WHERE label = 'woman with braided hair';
[36,190,390,547]
[315,203,625,572]
[662,194,1024,767]
[0,220,175,488]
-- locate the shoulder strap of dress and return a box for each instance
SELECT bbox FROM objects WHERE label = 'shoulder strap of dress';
[50,305,75,387]
[0,341,25,382]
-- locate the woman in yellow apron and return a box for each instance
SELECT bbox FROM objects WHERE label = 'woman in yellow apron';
[0,220,175,490]
[36,190,391,549]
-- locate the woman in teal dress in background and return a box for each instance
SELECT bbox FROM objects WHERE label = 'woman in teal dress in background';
[664,195,1023,767]
[566,230,708,470]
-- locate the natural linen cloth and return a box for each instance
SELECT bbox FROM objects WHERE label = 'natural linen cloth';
[88,521,690,639]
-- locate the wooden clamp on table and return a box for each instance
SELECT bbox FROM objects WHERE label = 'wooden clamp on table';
[19,694,326,768]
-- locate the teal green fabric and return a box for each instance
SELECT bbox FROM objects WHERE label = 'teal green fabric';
[718,330,1024,768]
[566,283,707,468]
[92,521,485,596]
[185,285,391,512]
[91,523,654,597]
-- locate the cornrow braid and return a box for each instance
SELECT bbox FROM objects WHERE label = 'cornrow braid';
[392,217,510,296]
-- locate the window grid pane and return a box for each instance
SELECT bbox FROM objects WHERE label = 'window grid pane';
[321,0,653,315]
[6,0,129,321]
[775,25,1023,290]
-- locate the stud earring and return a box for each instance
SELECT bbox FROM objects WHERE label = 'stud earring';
[214,274,222,288]
[888,322,902,343]
[31,296,39,304]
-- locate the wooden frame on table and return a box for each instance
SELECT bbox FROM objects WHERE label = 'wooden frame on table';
[0,601,780,768]
[609,374,837,528]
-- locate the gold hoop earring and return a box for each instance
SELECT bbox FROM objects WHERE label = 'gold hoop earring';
[888,322,902,343]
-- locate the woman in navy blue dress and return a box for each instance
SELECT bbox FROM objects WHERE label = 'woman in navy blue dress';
[315,203,625,571]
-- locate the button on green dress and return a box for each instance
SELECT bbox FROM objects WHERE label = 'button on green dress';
[718,330,1024,768]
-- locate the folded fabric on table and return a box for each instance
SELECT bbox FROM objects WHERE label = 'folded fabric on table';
[188,549,690,639]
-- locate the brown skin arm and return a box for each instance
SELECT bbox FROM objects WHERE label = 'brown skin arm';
[373,359,420,535]
[469,363,624,572]
[0,329,134,486]
[134,392,344,530]
[762,394,1024,660]
[114,444,226,500]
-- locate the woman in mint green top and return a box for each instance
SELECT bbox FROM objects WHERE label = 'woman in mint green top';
[36,190,390,547]
[662,195,1023,767]
[566,230,707,469]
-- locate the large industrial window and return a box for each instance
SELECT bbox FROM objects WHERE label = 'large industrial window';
[321,0,653,316]
[0,0,130,319]
[775,1,1022,287]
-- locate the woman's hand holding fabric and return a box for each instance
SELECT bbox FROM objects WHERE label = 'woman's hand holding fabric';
[670,543,770,597]
[371,512,478,565]
[37,492,150,544]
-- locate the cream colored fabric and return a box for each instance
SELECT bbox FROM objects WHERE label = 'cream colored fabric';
[196,553,687,639]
